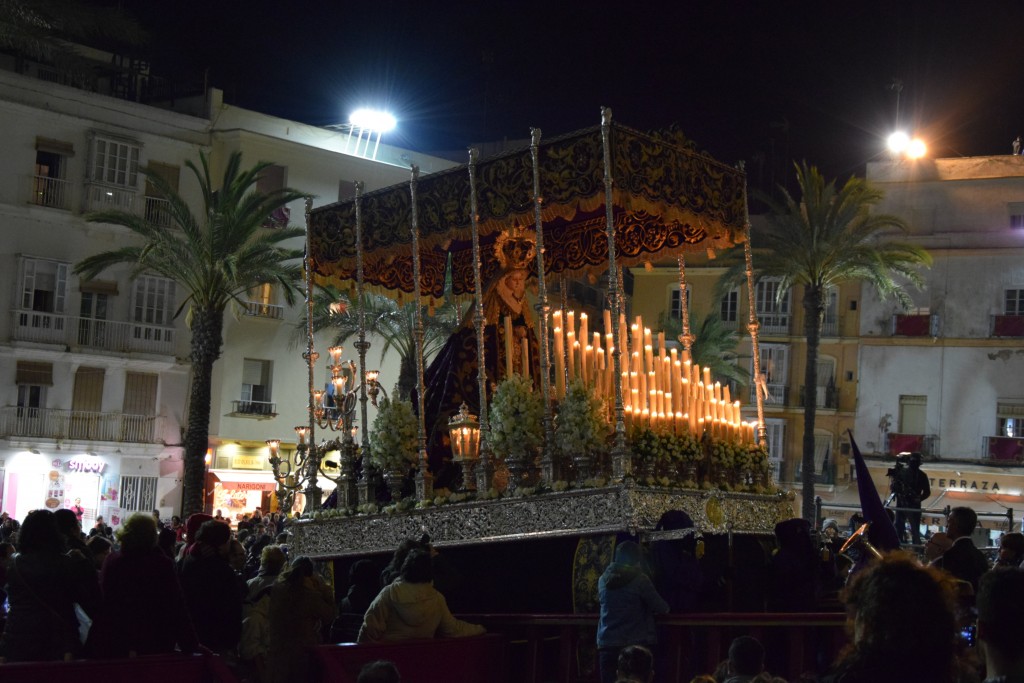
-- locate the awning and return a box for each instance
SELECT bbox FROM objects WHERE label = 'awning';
[927,490,1019,530]
[209,469,278,492]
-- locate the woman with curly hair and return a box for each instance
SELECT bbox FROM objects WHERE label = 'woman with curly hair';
[821,552,961,683]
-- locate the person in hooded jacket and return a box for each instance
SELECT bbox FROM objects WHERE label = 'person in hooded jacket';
[266,556,336,683]
[596,540,669,683]
[358,549,483,643]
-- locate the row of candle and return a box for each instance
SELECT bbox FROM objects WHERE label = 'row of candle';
[550,309,756,443]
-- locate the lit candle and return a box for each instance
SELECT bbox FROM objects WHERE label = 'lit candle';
[504,315,514,378]
[573,340,582,379]
[553,326,565,398]
[579,313,588,352]
[521,337,530,383]
[603,309,613,339]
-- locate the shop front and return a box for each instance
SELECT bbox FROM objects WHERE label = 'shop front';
[2,451,112,529]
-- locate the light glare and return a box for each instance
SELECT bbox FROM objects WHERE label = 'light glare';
[887,131,909,153]
[349,108,396,133]
[906,138,927,159]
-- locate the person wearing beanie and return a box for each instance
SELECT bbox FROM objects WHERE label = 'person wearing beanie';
[596,540,668,683]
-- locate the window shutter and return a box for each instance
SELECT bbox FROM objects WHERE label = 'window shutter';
[16,361,53,386]
[123,372,158,416]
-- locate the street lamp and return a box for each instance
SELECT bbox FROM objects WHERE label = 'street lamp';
[887,131,927,160]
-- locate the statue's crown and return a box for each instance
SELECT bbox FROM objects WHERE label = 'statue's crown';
[493,223,536,271]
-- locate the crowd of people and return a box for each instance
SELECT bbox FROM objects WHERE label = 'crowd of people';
[598,504,1023,683]
[1,500,1022,683]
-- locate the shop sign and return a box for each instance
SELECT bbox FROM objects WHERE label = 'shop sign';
[927,473,1002,492]
[232,455,264,470]
[65,455,106,474]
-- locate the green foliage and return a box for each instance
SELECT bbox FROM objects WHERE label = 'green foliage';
[630,427,702,465]
[368,398,420,471]
[554,378,607,459]
[489,375,543,460]
[656,311,748,385]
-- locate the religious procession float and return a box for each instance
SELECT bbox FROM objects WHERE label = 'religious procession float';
[282,110,793,568]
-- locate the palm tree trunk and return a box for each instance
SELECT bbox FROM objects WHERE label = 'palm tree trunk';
[396,353,416,401]
[801,287,824,521]
[182,307,224,518]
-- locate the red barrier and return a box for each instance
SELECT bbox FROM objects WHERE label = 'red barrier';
[0,652,238,683]
[461,612,849,683]
[314,633,508,683]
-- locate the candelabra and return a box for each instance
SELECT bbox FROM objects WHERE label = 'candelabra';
[268,344,387,514]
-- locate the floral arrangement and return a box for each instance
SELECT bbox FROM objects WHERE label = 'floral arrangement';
[488,374,543,460]
[630,428,702,466]
[368,398,420,471]
[554,378,607,460]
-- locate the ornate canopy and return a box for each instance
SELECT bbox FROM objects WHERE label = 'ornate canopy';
[309,121,747,297]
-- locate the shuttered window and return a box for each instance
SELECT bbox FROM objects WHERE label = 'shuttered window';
[123,372,158,416]
[16,361,53,386]
[71,367,105,412]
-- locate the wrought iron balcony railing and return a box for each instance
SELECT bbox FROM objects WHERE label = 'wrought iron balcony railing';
[242,300,285,320]
[984,436,1024,463]
[884,432,938,458]
[29,175,71,210]
[231,400,277,417]
[12,310,175,355]
[750,382,789,406]
[799,383,838,409]
[84,182,137,213]
[991,314,1024,338]
[0,406,158,442]
[891,313,940,337]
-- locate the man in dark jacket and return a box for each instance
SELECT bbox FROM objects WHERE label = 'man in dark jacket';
[934,506,990,592]
[596,541,669,683]
[179,520,245,655]
[892,452,931,544]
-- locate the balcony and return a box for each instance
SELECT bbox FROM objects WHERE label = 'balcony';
[144,196,173,228]
[231,400,277,419]
[750,382,789,406]
[29,175,71,210]
[0,407,157,443]
[756,312,791,335]
[984,436,1024,463]
[242,300,284,320]
[821,315,839,337]
[991,314,1024,338]
[891,313,939,337]
[885,433,938,458]
[799,383,838,409]
[85,182,137,213]
[13,310,175,355]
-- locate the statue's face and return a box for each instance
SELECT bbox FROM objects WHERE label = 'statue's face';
[505,270,527,298]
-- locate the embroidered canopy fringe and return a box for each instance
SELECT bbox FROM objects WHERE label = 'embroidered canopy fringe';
[310,121,747,297]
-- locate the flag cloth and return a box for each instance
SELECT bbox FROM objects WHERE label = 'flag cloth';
[847,429,901,551]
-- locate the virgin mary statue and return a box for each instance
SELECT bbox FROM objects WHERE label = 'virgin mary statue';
[420,225,541,487]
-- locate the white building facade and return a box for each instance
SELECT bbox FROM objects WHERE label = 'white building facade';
[854,156,1024,529]
[0,65,455,528]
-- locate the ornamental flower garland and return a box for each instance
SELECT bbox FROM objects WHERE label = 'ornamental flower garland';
[488,374,543,460]
[554,378,607,460]
[368,398,419,471]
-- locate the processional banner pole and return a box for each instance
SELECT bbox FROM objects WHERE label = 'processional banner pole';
[677,254,694,358]
[302,195,322,512]
[742,204,767,443]
[468,148,492,492]
[409,166,433,500]
[530,128,556,484]
[600,107,629,478]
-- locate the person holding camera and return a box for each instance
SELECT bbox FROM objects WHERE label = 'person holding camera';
[892,452,931,545]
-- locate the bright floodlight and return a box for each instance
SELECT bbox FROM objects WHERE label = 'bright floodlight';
[349,108,396,133]
[887,131,910,154]
[906,138,927,159]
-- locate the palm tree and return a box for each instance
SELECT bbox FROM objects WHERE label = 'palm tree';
[307,286,464,400]
[723,162,931,520]
[657,311,748,386]
[74,151,307,517]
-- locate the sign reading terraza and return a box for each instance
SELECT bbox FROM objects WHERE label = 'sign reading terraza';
[928,475,1000,492]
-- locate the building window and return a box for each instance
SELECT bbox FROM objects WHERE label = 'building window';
[1009,202,1024,229]
[755,278,791,333]
[822,288,839,336]
[1006,289,1024,315]
[720,289,738,325]
[898,395,927,434]
[90,135,140,188]
[257,164,290,228]
[668,285,692,320]
[32,138,73,210]
[762,419,785,480]
[240,359,273,414]
[144,162,179,228]
[133,276,175,327]
[997,401,1024,438]
[20,257,69,314]
[119,475,157,512]
[751,343,788,405]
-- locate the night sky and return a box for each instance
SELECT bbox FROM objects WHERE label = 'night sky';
[107,1,1024,192]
